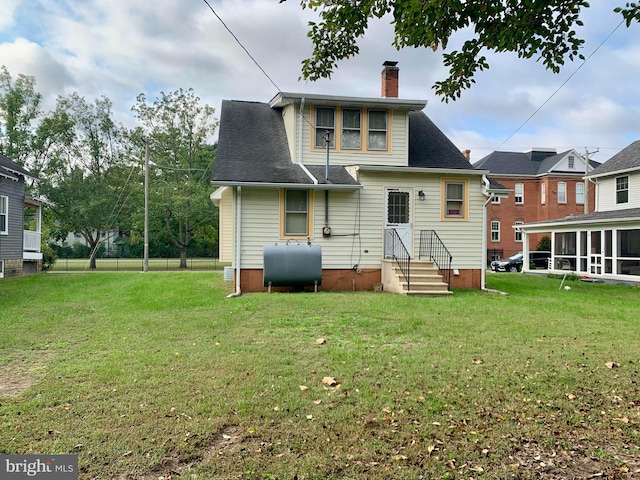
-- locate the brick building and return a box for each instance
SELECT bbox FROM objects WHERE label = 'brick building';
[474,149,598,262]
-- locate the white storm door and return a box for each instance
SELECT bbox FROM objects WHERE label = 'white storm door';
[385,188,413,257]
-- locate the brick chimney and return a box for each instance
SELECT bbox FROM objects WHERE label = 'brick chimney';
[381,61,399,98]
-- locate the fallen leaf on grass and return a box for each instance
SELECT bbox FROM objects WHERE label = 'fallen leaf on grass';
[605,361,620,369]
[316,338,326,345]
[313,399,323,405]
[393,455,407,461]
[472,358,483,365]
[299,385,308,391]
[566,393,576,400]
[322,376,337,386]
[63,403,72,410]
[382,407,392,414]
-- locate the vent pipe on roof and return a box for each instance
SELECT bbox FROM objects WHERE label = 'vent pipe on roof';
[381,61,399,98]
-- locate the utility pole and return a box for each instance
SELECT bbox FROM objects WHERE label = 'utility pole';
[584,147,599,214]
[144,138,149,272]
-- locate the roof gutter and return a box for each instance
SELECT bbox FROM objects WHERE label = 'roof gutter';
[357,165,488,176]
[211,181,361,191]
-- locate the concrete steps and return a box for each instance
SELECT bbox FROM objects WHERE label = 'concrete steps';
[382,259,452,296]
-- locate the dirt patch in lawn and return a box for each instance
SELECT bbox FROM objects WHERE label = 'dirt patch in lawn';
[0,351,55,397]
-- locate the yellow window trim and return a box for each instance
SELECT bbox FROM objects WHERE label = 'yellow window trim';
[311,105,392,154]
[279,189,315,239]
[441,178,469,221]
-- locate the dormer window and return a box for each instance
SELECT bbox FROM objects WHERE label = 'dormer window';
[315,107,335,148]
[341,109,361,149]
[367,110,388,150]
[312,106,389,153]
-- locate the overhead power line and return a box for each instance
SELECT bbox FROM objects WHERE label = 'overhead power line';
[495,19,626,151]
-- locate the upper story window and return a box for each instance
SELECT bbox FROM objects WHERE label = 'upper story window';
[576,182,584,204]
[557,182,567,204]
[491,221,500,242]
[491,195,500,204]
[367,110,388,150]
[341,109,361,149]
[313,106,389,152]
[0,195,7,234]
[541,182,546,204]
[514,183,524,204]
[568,155,575,169]
[616,176,629,204]
[315,107,335,149]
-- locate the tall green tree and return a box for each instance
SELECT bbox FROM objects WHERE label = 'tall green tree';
[0,66,42,167]
[40,93,134,269]
[294,1,640,102]
[132,88,218,268]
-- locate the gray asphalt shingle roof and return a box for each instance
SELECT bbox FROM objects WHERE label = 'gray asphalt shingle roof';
[212,99,474,187]
[589,140,640,176]
[0,153,33,180]
[407,111,473,169]
[525,207,640,227]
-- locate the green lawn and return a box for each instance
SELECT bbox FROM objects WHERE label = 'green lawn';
[1,272,638,479]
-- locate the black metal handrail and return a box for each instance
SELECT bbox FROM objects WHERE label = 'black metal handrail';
[419,230,453,290]
[385,228,411,291]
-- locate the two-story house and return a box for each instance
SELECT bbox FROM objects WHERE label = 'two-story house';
[519,140,640,282]
[474,148,598,263]
[210,62,497,295]
[0,154,42,278]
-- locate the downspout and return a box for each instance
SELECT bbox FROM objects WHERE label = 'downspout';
[297,98,317,184]
[227,185,242,298]
[481,176,492,291]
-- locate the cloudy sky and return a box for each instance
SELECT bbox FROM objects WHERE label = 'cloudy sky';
[1,0,638,163]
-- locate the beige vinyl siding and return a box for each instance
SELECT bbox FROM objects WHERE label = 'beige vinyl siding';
[239,188,282,268]
[235,172,485,270]
[596,171,640,212]
[217,187,234,263]
[281,103,297,164]
[357,171,485,269]
[299,106,408,168]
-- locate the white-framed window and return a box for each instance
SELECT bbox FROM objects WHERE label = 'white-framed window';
[491,195,500,204]
[576,182,584,204]
[282,189,311,237]
[367,110,388,150]
[491,221,500,242]
[315,107,335,148]
[616,176,629,204]
[557,182,567,204]
[514,221,524,242]
[444,181,465,218]
[541,183,546,204]
[568,155,575,169]
[0,195,8,234]
[514,183,524,204]
[341,108,361,149]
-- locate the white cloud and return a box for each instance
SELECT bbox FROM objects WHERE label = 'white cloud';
[0,0,637,160]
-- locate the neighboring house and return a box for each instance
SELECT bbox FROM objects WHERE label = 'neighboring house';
[0,154,42,279]
[211,62,495,295]
[520,140,640,283]
[56,230,126,257]
[474,148,598,263]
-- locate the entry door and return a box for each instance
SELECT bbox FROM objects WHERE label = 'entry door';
[385,188,413,257]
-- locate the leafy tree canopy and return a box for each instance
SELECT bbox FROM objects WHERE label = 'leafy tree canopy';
[293,1,640,102]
